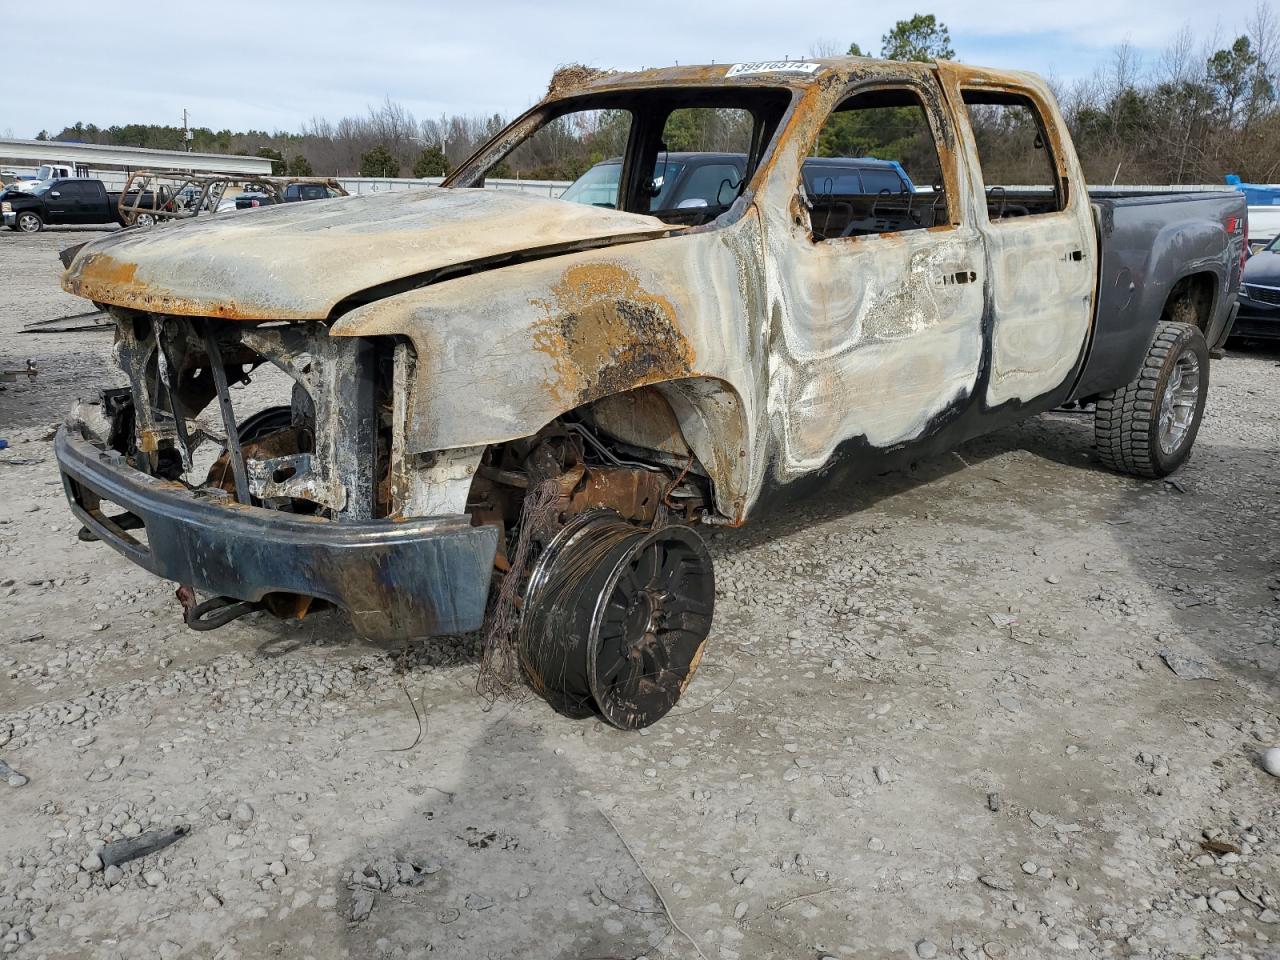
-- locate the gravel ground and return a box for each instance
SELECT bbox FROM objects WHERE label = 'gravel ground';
[1,227,1278,960]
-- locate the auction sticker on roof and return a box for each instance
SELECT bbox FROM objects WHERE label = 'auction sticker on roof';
[725,61,821,77]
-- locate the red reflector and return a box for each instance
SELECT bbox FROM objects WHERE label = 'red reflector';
[1226,216,1241,233]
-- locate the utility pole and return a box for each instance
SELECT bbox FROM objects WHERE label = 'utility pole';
[182,109,191,152]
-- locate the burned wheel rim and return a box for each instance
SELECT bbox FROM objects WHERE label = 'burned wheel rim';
[519,513,715,729]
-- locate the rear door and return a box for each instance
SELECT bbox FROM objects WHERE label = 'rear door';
[937,64,1095,408]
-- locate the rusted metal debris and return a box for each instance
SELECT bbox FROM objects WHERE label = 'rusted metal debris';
[21,310,112,334]
[115,171,347,226]
[0,360,38,383]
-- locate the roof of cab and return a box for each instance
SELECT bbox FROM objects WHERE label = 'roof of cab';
[545,56,943,100]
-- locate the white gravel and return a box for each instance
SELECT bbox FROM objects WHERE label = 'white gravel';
[2,228,1279,958]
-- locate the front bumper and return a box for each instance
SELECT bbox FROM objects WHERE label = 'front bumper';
[56,429,499,639]
[2,212,14,228]
[1231,296,1280,340]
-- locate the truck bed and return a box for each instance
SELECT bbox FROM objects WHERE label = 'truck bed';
[1069,189,1247,399]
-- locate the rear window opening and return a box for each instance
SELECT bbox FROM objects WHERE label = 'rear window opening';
[448,87,793,227]
[961,89,1065,219]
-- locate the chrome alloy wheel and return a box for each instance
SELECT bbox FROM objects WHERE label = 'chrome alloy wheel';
[1158,350,1201,456]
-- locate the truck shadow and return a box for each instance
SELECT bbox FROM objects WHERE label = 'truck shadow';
[331,713,672,960]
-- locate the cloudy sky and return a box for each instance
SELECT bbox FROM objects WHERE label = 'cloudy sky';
[2,0,1263,138]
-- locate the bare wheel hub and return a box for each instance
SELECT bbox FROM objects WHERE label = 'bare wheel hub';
[518,512,715,729]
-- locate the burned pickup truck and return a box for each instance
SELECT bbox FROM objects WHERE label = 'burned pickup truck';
[55,58,1245,728]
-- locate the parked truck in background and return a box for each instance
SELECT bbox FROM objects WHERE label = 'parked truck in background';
[2,178,155,231]
[53,56,1246,729]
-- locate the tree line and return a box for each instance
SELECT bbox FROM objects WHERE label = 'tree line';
[32,8,1279,186]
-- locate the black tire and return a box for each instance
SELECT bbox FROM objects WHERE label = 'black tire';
[15,210,42,233]
[1094,320,1209,478]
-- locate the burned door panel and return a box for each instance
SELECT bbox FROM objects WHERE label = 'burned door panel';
[937,66,1096,409]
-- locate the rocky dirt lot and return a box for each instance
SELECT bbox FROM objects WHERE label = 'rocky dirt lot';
[1,227,1278,960]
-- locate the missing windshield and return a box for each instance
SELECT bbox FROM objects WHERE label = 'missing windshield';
[447,88,792,227]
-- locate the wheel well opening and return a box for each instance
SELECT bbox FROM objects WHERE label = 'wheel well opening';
[465,384,717,553]
[1163,273,1216,332]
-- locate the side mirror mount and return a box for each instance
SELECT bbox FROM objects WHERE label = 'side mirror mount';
[676,197,707,209]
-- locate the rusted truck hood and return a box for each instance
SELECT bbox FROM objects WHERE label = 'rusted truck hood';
[61,188,673,320]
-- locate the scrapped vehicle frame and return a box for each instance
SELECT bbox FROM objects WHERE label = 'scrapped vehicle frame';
[117,171,347,225]
[54,57,1243,729]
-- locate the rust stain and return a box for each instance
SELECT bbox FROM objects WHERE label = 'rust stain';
[65,252,308,322]
[531,262,696,407]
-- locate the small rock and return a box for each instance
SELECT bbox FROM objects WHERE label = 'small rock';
[733,901,748,920]
[7,774,27,788]
[1056,932,1079,951]
[144,869,165,887]
[731,867,750,884]
[104,865,123,886]
[517,885,531,899]
[873,765,890,785]
[158,941,182,960]
[867,837,885,852]
[80,853,103,873]
[987,792,1002,812]
[982,942,1006,959]
[916,940,938,959]
[1020,861,1038,875]
[288,835,311,854]
[350,889,375,923]
[233,802,254,825]
[789,808,805,824]
[979,875,1014,892]
[1262,747,1280,778]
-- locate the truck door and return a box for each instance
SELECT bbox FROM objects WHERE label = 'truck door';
[759,71,987,475]
[44,181,80,222]
[64,181,99,223]
[936,65,1095,408]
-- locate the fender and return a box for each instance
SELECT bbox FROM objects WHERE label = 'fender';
[330,232,762,516]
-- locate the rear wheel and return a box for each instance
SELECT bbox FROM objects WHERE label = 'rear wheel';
[518,512,715,729]
[1094,321,1209,478]
[15,211,42,233]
